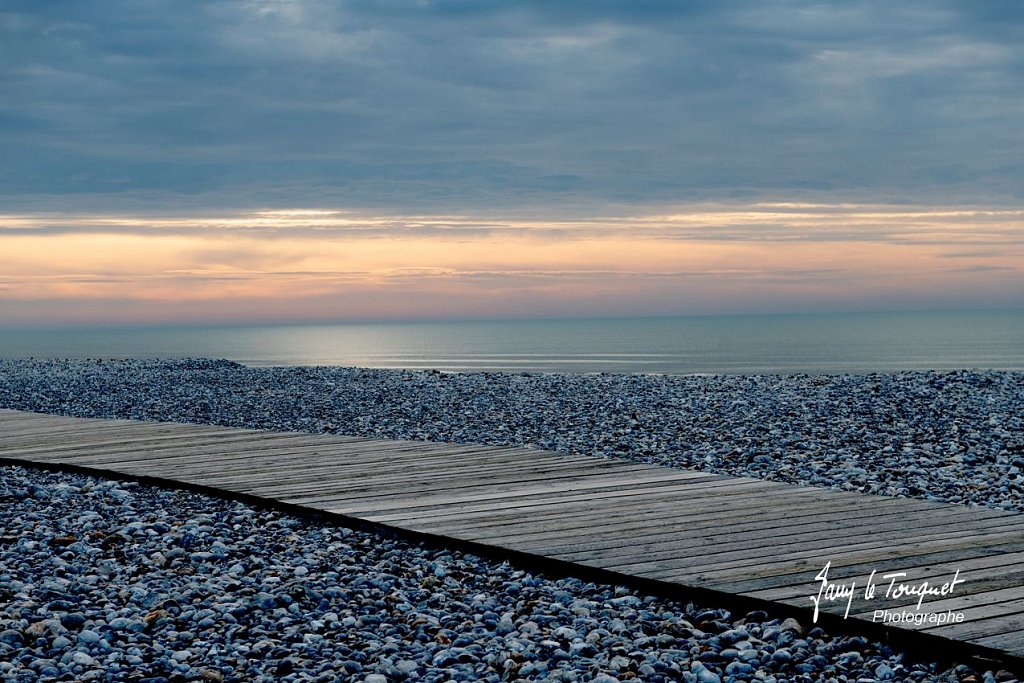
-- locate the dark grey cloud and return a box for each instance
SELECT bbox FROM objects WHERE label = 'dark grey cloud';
[2,0,1024,211]
[944,264,1017,273]
[938,250,1010,259]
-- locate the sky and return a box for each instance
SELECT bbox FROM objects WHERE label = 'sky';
[1,0,1022,326]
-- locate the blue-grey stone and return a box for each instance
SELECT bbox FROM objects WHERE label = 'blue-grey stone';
[690,661,722,683]
[77,629,101,644]
[71,651,95,666]
[725,661,756,676]
[251,592,278,610]
[0,630,24,646]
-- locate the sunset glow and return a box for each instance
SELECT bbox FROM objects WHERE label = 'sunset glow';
[2,204,1020,326]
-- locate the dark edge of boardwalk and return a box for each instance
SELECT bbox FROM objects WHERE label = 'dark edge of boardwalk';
[2,453,1019,673]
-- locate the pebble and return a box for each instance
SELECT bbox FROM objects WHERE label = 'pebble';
[690,661,723,683]
[876,662,896,679]
[2,465,1000,683]
[0,359,1019,682]
[78,629,101,644]
[1,360,1020,511]
[780,616,805,634]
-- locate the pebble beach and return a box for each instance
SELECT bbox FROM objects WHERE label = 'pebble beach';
[1,359,1023,682]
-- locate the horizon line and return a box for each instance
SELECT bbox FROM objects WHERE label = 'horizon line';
[2,306,1021,333]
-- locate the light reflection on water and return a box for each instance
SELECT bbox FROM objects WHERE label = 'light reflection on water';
[1,310,1021,375]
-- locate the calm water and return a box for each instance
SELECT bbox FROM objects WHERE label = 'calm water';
[1,311,1021,375]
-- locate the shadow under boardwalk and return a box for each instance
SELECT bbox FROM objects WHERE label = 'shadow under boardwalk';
[2,408,1023,664]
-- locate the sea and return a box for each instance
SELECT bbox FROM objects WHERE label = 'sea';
[1,310,1021,376]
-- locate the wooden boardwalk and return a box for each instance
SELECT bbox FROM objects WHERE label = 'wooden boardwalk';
[2,408,1024,663]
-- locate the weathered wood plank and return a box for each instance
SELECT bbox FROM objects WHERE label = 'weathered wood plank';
[666,533,1024,586]
[549,506,994,565]
[746,551,1024,602]
[928,611,1024,641]
[406,488,917,541]
[853,579,1024,622]
[707,540,1024,594]
[315,471,717,513]
[635,524,1024,579]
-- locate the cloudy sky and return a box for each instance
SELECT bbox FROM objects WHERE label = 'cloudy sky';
[2,0,1022,325]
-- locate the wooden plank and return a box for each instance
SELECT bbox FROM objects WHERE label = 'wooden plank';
[924,598,1024,632]
[0,432,327,462]
[365,477,780,525]
[349,476,775,521]
[407,488,914,541]
[550,506,994,565]
[313,471,718,513]
[746,550,1024,602]
[111,459,650,503]
[589,507,1008,561]
[752,565,1024,620]
[934,613,1024,641]
[244,463,662,501]
[689,540,1024,589]
[662,525,1024,581]
[104,448,582,487]
[0,417,249,438]
[707,540,1024,594]
[856,581,1024,623]
[11,438,540,476]
[635,518,1024,573]
[655,532,1024,585]
[172,449,603,485]
[975,630,1024,651]
[528,502,999,558]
